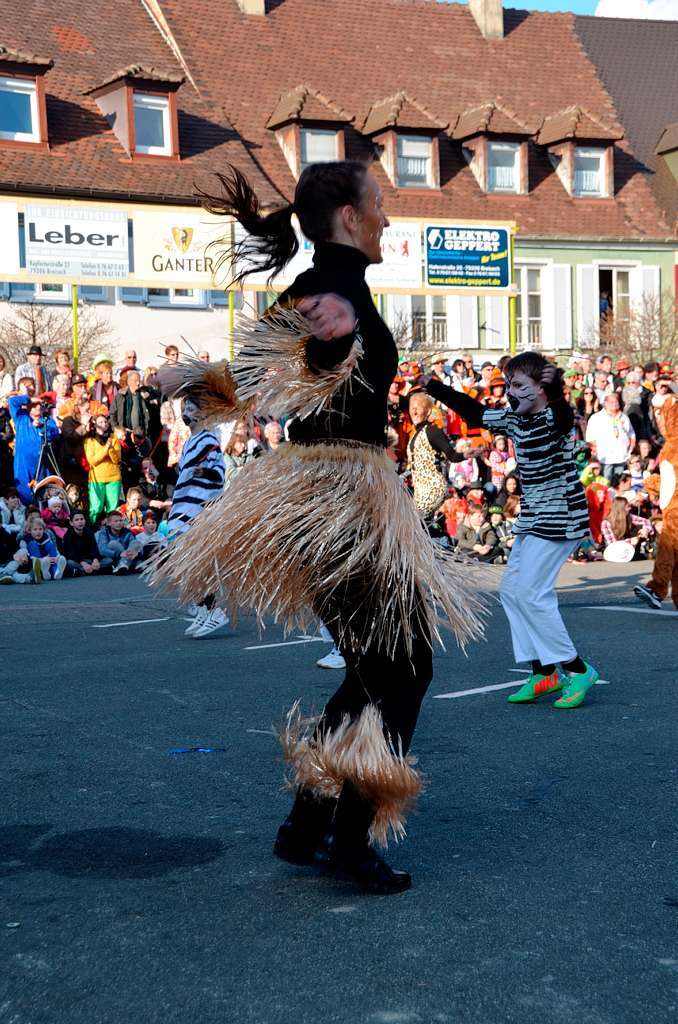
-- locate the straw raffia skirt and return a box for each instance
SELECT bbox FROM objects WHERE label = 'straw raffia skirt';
[148,439,489,657]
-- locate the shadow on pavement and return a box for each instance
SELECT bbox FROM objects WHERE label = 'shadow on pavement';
[0,824,225,879]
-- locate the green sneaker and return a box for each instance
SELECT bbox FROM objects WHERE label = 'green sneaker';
[507,671,563,703]
[553,663,599,709]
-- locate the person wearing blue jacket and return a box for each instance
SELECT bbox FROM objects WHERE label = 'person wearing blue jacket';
[7,393,60,504]
[20,517,66,580]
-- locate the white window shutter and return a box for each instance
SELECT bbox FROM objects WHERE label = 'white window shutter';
[542,263,572,350]
[484,295,509,350]
[576,264,598,347]
[446,295,478,349]
[641,265,660,303]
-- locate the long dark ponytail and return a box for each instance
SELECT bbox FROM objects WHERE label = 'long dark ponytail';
[197,160,370,286]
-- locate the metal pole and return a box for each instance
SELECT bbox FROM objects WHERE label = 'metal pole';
[228,290,235,361]
[71,284,80,370]
[508,230,517,355]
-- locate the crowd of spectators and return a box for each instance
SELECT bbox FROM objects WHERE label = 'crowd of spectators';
[0,340,675,585]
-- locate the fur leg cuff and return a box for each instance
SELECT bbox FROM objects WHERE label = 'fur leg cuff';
[278,701,424,847]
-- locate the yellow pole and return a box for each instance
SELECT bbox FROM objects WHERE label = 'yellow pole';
[71,284,80,370]
[510,230,520,358]
[508,230,517,355]
[228,290,235,361]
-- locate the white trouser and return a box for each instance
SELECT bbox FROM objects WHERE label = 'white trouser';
[499,534,578,666]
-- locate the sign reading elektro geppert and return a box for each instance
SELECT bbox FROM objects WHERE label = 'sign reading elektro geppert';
[425,225,510,289]
[25,205,129,279]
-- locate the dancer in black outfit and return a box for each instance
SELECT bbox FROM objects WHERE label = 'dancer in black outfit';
[150,162,486,894]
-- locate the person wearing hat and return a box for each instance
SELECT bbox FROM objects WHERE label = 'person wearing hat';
[429,354,450,386]
[90,355,119,411]
[6,390,60,504]
[57,373,90,421]
[14,345,53,394]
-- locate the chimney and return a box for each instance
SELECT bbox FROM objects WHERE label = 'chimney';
[235,0,265,13]
[469,0,504,40]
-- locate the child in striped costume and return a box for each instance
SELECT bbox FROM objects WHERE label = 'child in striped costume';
[428,351,600,709]
[169,397,228,639]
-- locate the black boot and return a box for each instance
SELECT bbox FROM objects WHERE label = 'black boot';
[273,789,336,866]
[313,834,412,895]
[313,782,411,895]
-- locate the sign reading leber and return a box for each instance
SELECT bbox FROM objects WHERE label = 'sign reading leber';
[426,225,511,290]
[25,205,129,279]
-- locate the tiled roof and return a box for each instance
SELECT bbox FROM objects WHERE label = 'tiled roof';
[85,64,186,93]
[0,0,280,207]
[576,14,678,231]
[537,106,622,146]
[362,92,447,136]
[0,43,53,68]
[656,123,678,156]
[267,84,353,130]
[0,0,673,241]
[452,101,532,141]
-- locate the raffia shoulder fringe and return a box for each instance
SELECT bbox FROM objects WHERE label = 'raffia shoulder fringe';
[231,304,367,421]
[156,357,244,428]
[278,701,424,848]
[146,441,492,656]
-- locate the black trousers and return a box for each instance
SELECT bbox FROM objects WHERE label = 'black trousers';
[308,585,434,845]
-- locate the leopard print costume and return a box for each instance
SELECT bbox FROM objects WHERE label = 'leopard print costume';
[408,425,448,518]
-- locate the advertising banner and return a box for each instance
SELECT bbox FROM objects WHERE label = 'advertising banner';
[0,202,20,276]
[425,225,511,289]
[234,221,314,287]
[25,205,129,279]
[366,223,423,290]
[133,209,227,285]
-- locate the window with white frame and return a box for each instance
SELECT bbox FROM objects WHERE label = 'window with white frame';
[411,294,447,348]
[515,266,542,349]
[573,147,604,197]
[0,76,39,142]
[133,92,171,155]
[147,287,205,307]
[396,135,432,188]
[35,283,70,303]
[299,128,337,169]
[487,141,519,193]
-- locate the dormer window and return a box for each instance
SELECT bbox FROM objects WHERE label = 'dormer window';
[133,92,171,155]
[363,92,446,190]
[487,141,520,193]
[267,85,352,179]
[86,65,184,160]
[0,77,39,142]
[452,102,532,195]
[396,135,432,188]
[0,48,53,149]
[537,107,621,199]
[573,147,604,197]
[300,127,338,169]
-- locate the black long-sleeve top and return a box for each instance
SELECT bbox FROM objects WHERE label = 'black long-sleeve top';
[277,242,398,447]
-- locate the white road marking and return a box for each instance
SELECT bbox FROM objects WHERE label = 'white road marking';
[245,635,325,651]
[246,728,274,736]
[92,617,170,629]
[584,604,678,618]
[435,677,611,700]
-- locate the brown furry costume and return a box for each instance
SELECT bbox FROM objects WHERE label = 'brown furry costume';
[647,397,678,607]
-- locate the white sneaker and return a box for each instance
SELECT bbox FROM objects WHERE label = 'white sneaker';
[192,607,230,638]
[53,555,67,580]
[316,647,346,670]
[184,604,210,635]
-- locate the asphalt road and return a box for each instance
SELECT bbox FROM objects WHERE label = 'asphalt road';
[1,562,677,1024]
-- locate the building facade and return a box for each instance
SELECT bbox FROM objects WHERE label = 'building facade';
[0,0,675,367]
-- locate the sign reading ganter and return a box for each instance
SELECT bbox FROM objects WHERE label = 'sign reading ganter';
[425,225,510,289]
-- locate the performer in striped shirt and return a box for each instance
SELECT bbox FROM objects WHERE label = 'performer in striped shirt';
[427,351,600,710]
[169,396,228,639]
